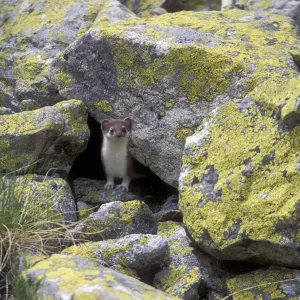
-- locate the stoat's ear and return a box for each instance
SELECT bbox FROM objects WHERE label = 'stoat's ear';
[101,119,110,131]
[124,117,132,131]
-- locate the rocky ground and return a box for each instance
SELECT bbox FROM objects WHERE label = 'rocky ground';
[1,0,300,299]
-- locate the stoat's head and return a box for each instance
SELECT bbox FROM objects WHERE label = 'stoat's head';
[101,118,132,141]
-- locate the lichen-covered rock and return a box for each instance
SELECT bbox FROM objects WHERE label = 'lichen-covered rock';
[179,100,300,267]
[73,177,140,204]
[226,266,300,299]
[77,201,93,220]
[222,0,300,30]
[92,0,137,28]
[154,221,226,299]
[154,195,182,222]
[0,0,105,112]
[7,174,77,223]
[0,99,89,178]
[26,254,178,299]
[49,10,300,187]
[72,200,157,241]
[63,234,168,272]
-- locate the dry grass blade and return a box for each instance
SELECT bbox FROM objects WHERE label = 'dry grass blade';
[0,170,79,297]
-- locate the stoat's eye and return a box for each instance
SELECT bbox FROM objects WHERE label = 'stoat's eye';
[109,128,115,134]
[122,127,127,134]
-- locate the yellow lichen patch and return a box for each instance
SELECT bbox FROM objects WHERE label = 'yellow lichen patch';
[120,201,144,224]
[93,100,113,112]
[56,72,73,89]
[157,265,200,295]
[176,128,194,142]
[107,35,246,102]
[95,10,297,107]
[1,0,80,37]
[54,100,88,141]
[28,254,179,299]
[248,77,300,117]
[62,243,98,262]
[180,101,300,251]
[13,54,48,82]
[226,267,296,299]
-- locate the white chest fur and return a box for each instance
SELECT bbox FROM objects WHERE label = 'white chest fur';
[102,138,128,178]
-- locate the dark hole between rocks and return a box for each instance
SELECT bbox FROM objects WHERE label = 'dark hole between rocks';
[137,264,162,286]
[291,53,300,73]
[220,260,262,274]
[162,0,221,12]
[68,114,178,211]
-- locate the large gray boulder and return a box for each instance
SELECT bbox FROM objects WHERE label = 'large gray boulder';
[0,0,107,112]
[179,100,300,267]
[26,254,178,299]
[0,99,89,178]
[49,10,300,187]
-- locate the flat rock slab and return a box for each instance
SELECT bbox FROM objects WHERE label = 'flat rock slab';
[26,254,178,299]
[179,100,300,267]
[63,234,168,272]
[73,177,139,204]
[72,200,157,241]
[49,10,300,187]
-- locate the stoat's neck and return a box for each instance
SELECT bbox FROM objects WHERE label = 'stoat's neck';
[103,137,129,151]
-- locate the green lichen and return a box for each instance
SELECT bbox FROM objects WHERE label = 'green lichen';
[57,32,66,43]
[1,0,79,38]
[54,100,88,142]
[13,55,48,82]
[108,35,245,102]
[0,106,65,172]
[120,201,144,224]
[176,128,193,142]
[168,164,175,171]
[226,268,296,299]
[56,72,73,89]
[101,245,118,260]
[157,265,200,295]
[62,243,98,262]
[138,236,151,245]
[28,254,179,299]
[93,100,113,112]
[180,101,300,250]
[165,101,174,109]
[77,28,87,38]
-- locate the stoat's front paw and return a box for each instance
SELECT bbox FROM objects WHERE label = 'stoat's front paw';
[116,184,129,192]
[104,183,115,190]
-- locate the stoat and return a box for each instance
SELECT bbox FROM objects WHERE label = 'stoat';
[101,118,133,192]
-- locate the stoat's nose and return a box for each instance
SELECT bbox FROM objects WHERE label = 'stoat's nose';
[116,133,122,138]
